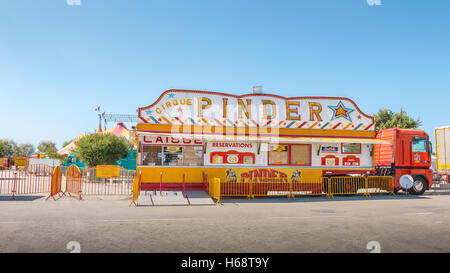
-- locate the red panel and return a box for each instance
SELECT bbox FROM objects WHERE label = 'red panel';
[374,128,395,166]
[140,183,207,191]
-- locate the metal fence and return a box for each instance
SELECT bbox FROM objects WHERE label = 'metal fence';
[208,175,396,202]
[1,164,135,200]
[66,165,135,197]
[80,167,135,195]
[430,175,450,193]
[219,176,324,199]
[0,164,54,199]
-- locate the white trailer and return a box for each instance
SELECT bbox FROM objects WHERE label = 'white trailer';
[435,126,450,182]
[28,158,61,168]
[27,158,61,176]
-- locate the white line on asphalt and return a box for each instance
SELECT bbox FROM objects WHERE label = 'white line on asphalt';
[404,212,434,215]
[98,218,208,222]
[268,215,348,219]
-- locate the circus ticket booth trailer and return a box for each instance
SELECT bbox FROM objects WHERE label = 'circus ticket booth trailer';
[132,89,387,203]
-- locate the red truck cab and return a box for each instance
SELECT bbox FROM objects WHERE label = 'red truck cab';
[374,128,433,195]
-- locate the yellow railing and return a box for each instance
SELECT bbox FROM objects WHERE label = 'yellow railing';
[291,176,324,198]
[207,176,395,201]
[208,177,221,204]
[367,176,395,195]
[219,176,324,200]
[325,176,368,197]
[130,170,141,206]
[324,176,395,198]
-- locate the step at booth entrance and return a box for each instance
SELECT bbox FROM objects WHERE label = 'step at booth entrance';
[135,190,214,206]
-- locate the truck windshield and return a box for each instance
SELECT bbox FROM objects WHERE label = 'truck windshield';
[412,137,427,153]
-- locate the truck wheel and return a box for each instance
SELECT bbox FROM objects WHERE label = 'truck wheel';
[408,176,427,195]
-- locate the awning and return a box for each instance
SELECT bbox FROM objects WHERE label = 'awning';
[136,131,391,144]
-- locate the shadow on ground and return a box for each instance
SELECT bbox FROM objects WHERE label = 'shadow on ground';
[220,193,430,204]
[0,195,45,201]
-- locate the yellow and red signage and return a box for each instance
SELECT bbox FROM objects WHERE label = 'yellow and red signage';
[225,168,304,183]
[137,90,375,132]
[96,165,120,178]
[14,157,29,167]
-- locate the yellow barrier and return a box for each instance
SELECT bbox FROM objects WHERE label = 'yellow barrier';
[367,176,395,195]
[45,166,63,201]
[290,176,324,198]
[325,176,395,198]
[130,170,141,206]
[96,165,120,178]
[325,176,368,198]
[208,176,396,201]
[208,177,221,204]
[219,176,324,200]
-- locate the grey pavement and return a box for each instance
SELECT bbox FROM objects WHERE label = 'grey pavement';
[0,193,449,253]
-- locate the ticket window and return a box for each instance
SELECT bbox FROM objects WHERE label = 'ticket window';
[342,143,361,154]
[268,144,311,166]
[142,146,162,166]
[183,146,203,166]
[141,145,203,166]
[268,145,289,165]
[290,145,311,165]
[163,146,183,166]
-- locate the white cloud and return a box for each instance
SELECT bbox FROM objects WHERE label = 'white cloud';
[366,0,381,6]
[67,0,81,6]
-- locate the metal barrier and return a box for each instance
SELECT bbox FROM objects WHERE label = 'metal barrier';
[0,164,54,199]
[46,166,64,201]
[66,165,135,198]
[324,176,395,198]
[219,176,324,199]
[1,164,135,200]
[208,177,221,204]
[291,176,324,198]
[367,176,395,194]
[80,167,135,196]
[325,176,369,197]
[65,165,82,199]
[130,170,141,206]
[430,175,450,193]
[208,175,395,201]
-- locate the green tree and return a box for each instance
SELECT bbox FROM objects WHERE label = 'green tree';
[15,143,35,157]
[0,140,5,157]
[73,133,131,167]
[0,139,17,159]
[37,141,57,154]
[36,140,66,163]
[374,108,422,131]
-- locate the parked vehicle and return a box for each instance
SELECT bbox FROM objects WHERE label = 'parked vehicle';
[64,153,85,170]
[374,128,433,195]
[28,158,61,168]
[435,126,450,183]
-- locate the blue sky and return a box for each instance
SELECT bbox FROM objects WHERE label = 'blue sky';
[0,0,449,149]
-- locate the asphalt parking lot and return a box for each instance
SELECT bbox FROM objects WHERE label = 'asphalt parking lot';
[0,193,449,253]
